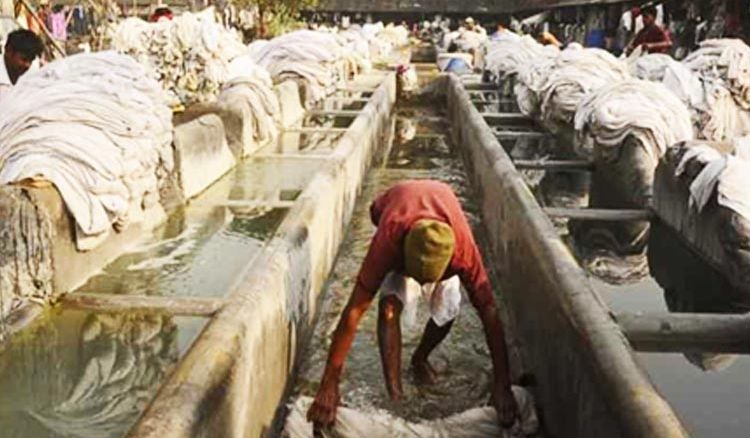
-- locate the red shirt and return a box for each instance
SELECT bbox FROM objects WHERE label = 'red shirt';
[357,180,495,309]
[632,24,672,53]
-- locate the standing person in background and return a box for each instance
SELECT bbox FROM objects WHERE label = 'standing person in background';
[625,6,672,54]
[0,29,43,102]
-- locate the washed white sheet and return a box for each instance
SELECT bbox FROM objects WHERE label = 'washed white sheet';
[0,51,173,250]
[574,79,694,161]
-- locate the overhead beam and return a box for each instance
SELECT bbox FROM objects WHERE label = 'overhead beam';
[514,160,594,171]
[616,312,750,354]
[59,293,227,317]
[544,208,652,221]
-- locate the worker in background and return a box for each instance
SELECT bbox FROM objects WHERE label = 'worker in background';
[149,3,173,22]
[307,180,520,431]
[490,17,518,41]
[625,6,672,54]
[0,29,43,102]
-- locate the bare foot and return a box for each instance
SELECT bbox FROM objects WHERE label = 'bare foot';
[411,357,439,386]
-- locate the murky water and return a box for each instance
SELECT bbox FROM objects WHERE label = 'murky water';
[0,308,206,437]
[302,114,356,129]
[259,131,345,155]
[291,100,525,423]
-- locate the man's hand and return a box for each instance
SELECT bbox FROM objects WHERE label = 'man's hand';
[492,385,520,428]
[307,383,340,429]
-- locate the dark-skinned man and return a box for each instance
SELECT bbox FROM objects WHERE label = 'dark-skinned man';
[1,29,43,102]
[625,6,672,55]
[307,179,519,430]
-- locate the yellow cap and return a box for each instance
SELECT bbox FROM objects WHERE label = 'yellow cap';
[404,220,455,283]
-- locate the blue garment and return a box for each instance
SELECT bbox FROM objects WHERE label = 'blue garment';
[444,58,472,75]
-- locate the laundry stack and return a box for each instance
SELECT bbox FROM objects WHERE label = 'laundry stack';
[0,51,173,250]
[110,7,250,106]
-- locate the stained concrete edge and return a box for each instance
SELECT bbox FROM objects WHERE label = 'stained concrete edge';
[445,74,688,438]
[126,72,396,438]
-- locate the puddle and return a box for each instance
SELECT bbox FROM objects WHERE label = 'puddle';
[0,308,206,438]
[302,114,356,129]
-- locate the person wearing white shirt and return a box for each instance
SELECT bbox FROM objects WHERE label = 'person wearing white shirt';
[0,29,43,102]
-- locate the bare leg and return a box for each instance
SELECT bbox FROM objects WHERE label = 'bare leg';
[411,318,454,385]
[378,295,403,400]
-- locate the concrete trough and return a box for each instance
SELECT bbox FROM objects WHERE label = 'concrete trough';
[126,72,397,438]
[446,74,687,438]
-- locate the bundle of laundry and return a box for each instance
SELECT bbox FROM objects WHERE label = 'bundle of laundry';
[284,386,539,438]
[483,35,556,81]
[627,53,677,82]
[683,39,750,110]
[0,51,173,250]
[538,48,630,133]
[110,7,248,106]
[219,56,281,144]
[574,79,694,161]
[250,30,350,107]
[663,62,750,142]
[514,54,557,118]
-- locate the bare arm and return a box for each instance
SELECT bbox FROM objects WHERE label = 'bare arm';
[307,284,375,427]
[476,301,518,427]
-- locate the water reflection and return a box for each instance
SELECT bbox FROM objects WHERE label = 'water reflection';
[0,309,205,438]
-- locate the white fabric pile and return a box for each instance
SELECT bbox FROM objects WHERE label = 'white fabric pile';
[629,51,750,142]
[574,79,694,161]
[0,51,173,250]
[683,39,750,110]
[484,35,557,80]
[538,48,631,132]
[110,8,248,105]
[220,56,281,143]
[628,53,677,82]
[284,386,539,438]
[673,137,750,222]
[250,30,352,107]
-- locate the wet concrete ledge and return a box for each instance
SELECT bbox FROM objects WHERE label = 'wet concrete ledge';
[0,80,307,335]
[127,72,396,438]
[445,74,688,438]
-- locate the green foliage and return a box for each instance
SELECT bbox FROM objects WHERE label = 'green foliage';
[232,0,318,37]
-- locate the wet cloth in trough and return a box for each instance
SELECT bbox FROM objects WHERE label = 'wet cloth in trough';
[284,386,539,438]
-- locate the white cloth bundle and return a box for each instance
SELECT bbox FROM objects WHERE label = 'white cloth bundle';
[220,56,281,143]
[663,63,749,142]
[514,55,557,118]
[284,387,539,438]
[539,48,631,132]
[683,39,750,110]
[574,79,694,161]
[110,8,248,105]
[251,30,350,107]
[674,138,750,222]
[484,35,556,79]
[0,51,173,249]
[628,53,677,82]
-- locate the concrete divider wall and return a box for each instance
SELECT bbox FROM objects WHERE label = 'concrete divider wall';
[127,72,396,438]
[445,75,688,438]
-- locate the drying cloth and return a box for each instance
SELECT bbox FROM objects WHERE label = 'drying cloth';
[683,39,750,110]
[673,138,750,221]
[219,56,281,143]
[539,48,631,132]
[283,386,539,438]
[0,51,173,249]
[110,7,249,105]
[250,30,350,107]
[627,53,676,82]
[483,34,557,80]
[574,79,693,161]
